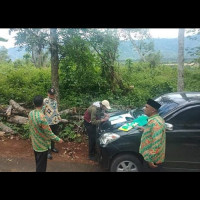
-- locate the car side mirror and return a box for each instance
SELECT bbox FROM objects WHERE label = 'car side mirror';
[165,123,173,131]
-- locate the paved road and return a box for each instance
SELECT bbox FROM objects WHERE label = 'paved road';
[0,157,106,172]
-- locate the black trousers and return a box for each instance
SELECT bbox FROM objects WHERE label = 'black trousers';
[34,150,48,172]
[142,160,164,172]
[49,124,59,150]
[84,120,97,157]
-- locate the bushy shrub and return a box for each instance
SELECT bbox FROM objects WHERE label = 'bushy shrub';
[0,64,51,105]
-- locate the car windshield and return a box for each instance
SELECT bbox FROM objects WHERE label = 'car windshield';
[130,97,180,118]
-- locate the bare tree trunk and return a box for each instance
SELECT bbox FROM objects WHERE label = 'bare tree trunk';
[127,31,147,62]
[50,28,60,105]
[177,29,185,92]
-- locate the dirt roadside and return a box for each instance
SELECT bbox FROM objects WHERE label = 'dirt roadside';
[0,135,106,172]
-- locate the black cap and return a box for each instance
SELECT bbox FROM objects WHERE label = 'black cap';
[48,88,56,95]
[147,99,161,110]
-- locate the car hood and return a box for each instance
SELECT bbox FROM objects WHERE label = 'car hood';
[110,126,141,136]
[99,110,143,136]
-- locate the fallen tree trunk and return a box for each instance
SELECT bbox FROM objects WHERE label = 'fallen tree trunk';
[9,100,29,116]
[60,107,77,115]
[70,115,84,120]
[7,115,28,125]
[0,122,14,134]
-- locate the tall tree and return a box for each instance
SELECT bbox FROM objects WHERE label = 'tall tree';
[81,29,125,92]
[10,28,60,102]
[50,28,60,103]
[120,29,161,66]
[120,29,152,62]
[9,29,49,67]
[177,29,185,92]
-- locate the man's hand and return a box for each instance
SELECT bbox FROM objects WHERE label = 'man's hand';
[104,113,110,118]
[101,117,109,122]
[137,126,145,132]
[148,162,158,168]
[58,139,64,143]
[101,113,110,122]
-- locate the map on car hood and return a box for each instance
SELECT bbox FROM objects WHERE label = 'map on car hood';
[109,113,133,125]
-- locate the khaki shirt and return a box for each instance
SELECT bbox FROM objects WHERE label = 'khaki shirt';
[87,105,104,125]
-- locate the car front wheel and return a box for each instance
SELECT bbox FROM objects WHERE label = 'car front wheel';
[110,154,142,172]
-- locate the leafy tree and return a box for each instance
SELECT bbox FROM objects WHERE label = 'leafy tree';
[9,28,49,68]
[120,29,151,62]
[145,51,162,68]
[10,28,59,102]
[23,53,32,65]
[81,29,126,92]
[59,29,102,96]
[186,29,200,66]
[125,59,133,70]
[0,46,10,62]
[120,29,162,67]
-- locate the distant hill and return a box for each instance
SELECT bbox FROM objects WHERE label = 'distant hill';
[7,47,26,61]
[2,35,200,62]
[118,35,200,62]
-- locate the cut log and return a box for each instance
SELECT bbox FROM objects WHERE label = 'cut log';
[9,100,28,116]
[60,107,77,115]
[60,119,69,123]
[0,131,5,137]
[70,115,84,120]
[7,115,28,125]
[6,105,12,116]
[0,122,14,134]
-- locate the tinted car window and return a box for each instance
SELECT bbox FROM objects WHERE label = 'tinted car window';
[158,102,179,117]
[167,106,200,130]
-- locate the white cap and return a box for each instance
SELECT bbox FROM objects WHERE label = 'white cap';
[101,100,111,109]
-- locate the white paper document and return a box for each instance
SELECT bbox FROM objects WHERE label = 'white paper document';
[109,113,132,125]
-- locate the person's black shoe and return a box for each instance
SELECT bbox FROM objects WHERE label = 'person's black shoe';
[47,153,53,160]
[51,148,59,153]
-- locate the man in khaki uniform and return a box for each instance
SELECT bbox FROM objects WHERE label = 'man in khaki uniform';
[84,100,111,161]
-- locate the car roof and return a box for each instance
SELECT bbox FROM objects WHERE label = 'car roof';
[154,92,200,105]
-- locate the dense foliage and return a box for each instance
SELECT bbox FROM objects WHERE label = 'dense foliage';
[0,62,51,106]
[1,61,200,109]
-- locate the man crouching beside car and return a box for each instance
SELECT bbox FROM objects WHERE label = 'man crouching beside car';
[138,99,166,172]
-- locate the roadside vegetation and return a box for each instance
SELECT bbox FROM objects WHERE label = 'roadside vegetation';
[0,28,200,141]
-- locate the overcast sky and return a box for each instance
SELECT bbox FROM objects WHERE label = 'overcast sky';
[0,28,185,49]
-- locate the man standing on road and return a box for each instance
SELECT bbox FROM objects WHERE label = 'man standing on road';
[84,100,111,161]
[138,99,166,172]
[29,95,63,172]
[43,88,61,160]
